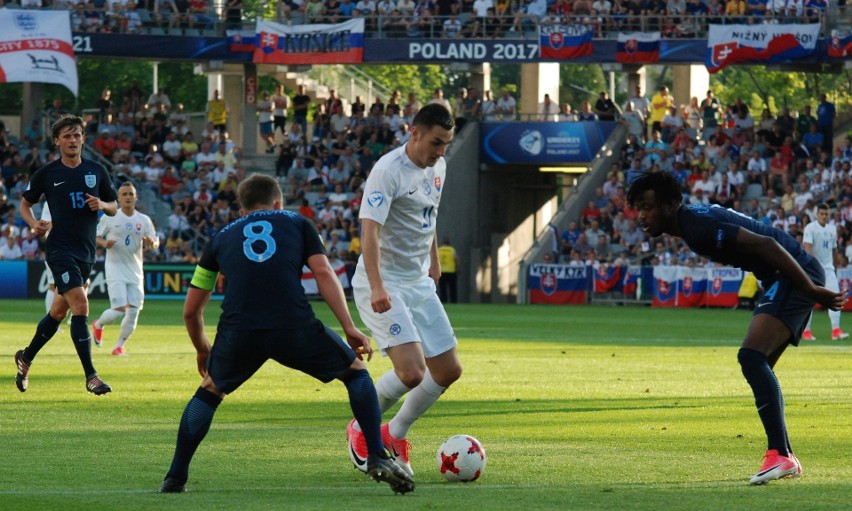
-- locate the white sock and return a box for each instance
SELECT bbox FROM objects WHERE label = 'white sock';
[375,370,412,413]
[96,308,124,329]
[389,369,446,439]
[45,290,54,314]
[116,307,139,348]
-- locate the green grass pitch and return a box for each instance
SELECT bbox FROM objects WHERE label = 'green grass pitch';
[1,299,850,510]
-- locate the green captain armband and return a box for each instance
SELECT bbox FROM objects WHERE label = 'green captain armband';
[190,266,219,291]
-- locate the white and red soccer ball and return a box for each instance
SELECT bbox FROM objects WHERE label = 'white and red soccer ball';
[436,434,486,482]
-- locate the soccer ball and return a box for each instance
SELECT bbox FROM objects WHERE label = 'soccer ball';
[436,434,486,482]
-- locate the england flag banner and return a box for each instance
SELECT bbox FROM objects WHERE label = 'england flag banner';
[300,260,350,295]
[0,10,78,96]
[705,23,819,74]
[254,19,365,65]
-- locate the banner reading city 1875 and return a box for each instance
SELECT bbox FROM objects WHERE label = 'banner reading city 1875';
[0,10,78,96]
[254,19,364,65]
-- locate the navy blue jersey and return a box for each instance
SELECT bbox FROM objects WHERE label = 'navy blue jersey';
[678,204,818,281]
[22,159,116,263]
[198,209,326,330]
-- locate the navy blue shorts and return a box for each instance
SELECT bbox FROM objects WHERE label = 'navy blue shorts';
[753,262,825,346]
[46,257,93,295]
[207,318,356,395]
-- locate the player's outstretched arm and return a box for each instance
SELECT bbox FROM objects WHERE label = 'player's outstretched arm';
[736,228,847,310]
[184,285,213,377]
[308,253,372,361]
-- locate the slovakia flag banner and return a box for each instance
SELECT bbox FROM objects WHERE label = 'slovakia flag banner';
[593,264,623,293]
[652,266,678,307]
[539,24,594,60]
[705,268,742,308]
[254,18,365,65]
[705,23,819,73]
[528,264,588,305]
[0,10,78,96]
[675,266,707,308]
[623,265,641,296]
[616,32,660,64]
[827,29,852,58]
[227,30,257,53]
[835,268,852,311]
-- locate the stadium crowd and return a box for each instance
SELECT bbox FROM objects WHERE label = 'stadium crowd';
[0,82,518,279]
[0,0,840,39]
[556,87,851,273]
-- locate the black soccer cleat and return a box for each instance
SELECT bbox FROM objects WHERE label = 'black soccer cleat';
[159,477,186,493]
[366,451,415,495]
[14,350,29,393]
[86,375,112,395]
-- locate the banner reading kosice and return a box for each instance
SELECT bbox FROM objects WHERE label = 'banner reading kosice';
[0,10,78,96]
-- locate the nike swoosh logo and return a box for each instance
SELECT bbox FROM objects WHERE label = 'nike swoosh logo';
[408,188,418,195]
[54,181,65,186]
[349,443,367,468]
[756,462,784,477]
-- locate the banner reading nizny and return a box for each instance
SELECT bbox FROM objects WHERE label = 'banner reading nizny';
[254,19,364,65]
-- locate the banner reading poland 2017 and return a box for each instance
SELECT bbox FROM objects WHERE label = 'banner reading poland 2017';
[0,10,78,96]
[254,19,364,65]
[705,23,819,74]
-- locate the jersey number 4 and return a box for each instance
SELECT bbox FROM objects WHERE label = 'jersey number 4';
[242,220,276,263]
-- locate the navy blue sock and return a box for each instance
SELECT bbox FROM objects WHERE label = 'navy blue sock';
[23,314,61,362]
[166,387,222,483]
[70,316,96,378]
[738,348,789,454]
[343,368,383,455]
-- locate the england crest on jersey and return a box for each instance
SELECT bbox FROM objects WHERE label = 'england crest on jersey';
[85,174,96,188]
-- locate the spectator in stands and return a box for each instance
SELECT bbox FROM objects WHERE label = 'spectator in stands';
[494,89,517,121]
[802,124,824,158]
[816,93,836,153]
[24,119,44,149]
[649,86,672,134]
[594,91,619,121]
[46,98,69,124]
[575,101,596,121]
[206,89,229,136]
[0,231,22,260]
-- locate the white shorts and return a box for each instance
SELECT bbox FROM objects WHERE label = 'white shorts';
[353,276,457,358]
[107,280,145,310]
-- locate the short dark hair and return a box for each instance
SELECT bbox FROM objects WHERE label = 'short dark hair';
[627,171,682,208]
[412,103,454,132]
[238,174,282,210]
[817,203,830,212]
[52,115,85,139]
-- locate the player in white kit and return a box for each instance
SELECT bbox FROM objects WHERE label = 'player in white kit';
[801,203,849,341]
[346,104,461,477]
[92,182,159,355]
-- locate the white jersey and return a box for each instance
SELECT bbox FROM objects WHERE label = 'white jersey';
[803,220,837,270]
[97,209,156,284]
[356,143,446,283]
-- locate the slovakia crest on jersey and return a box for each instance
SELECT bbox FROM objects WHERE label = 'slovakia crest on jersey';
[712,276,722,296]
[434,176,442,192]
[367,191,384,207]
[541,272,558,295]
[85,174,96,188]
